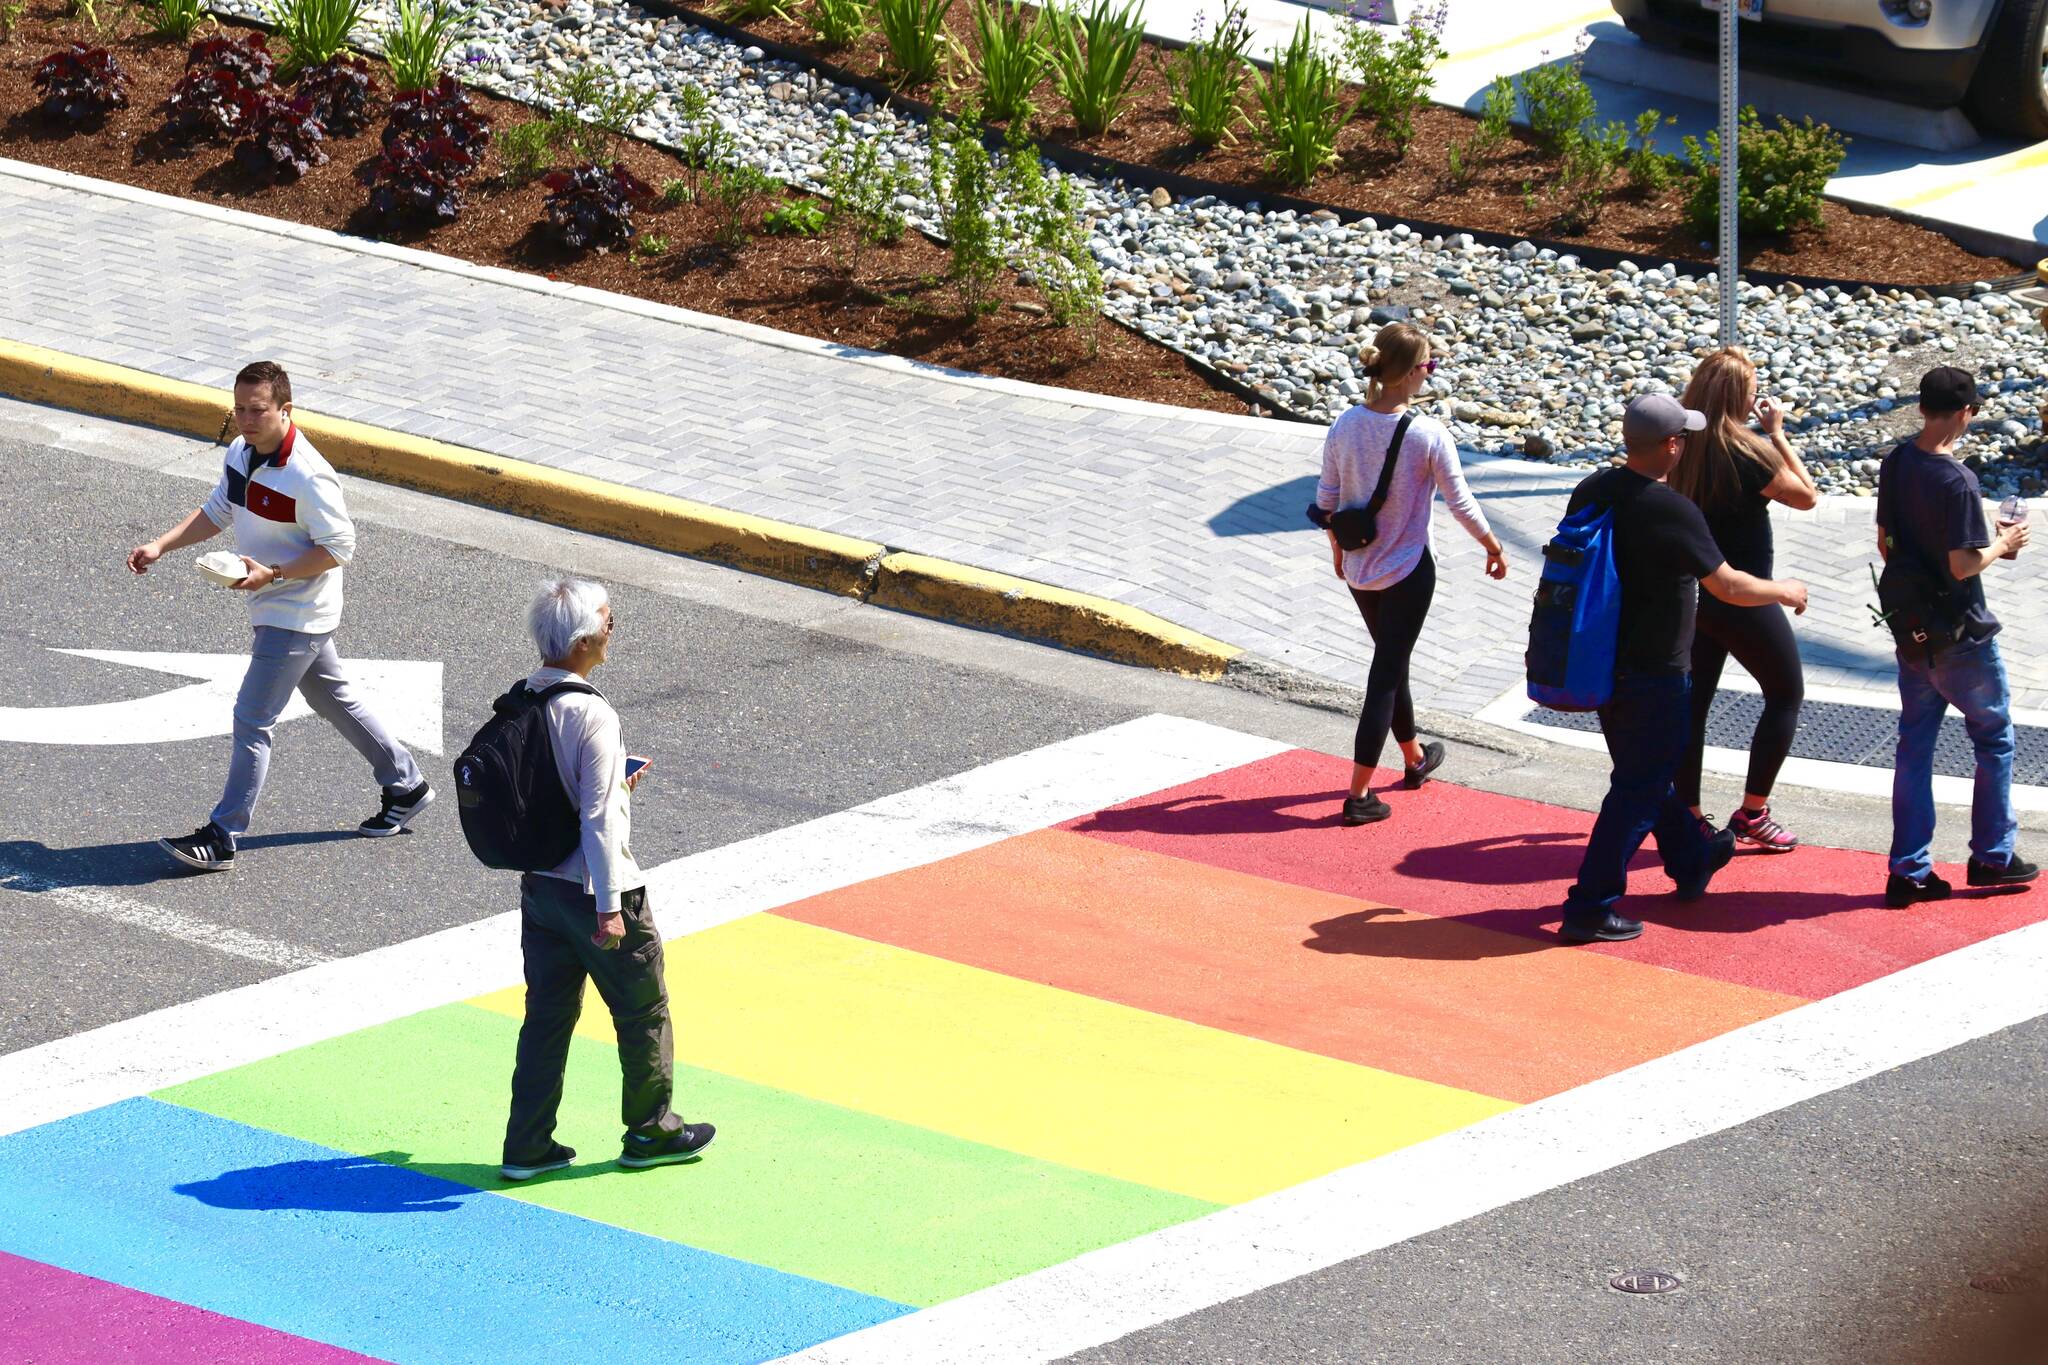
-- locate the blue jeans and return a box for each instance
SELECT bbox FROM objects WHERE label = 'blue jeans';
[1563,673,1713,921]
[1890,635,2016,879]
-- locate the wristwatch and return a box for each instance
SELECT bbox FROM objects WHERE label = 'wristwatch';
[268,563,285,583]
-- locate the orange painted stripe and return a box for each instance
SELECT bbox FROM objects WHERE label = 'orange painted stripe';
[772,828,1803,1104]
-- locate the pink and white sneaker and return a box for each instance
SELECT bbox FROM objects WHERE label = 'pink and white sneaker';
[1729,805,1799,853]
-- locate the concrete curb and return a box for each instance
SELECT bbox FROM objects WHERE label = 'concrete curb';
[0,338,1243,678]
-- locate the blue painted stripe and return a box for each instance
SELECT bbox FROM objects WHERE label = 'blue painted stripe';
[0,1098,909,1365]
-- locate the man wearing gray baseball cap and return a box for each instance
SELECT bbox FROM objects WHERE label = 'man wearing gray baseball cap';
[1557,393,1811,943]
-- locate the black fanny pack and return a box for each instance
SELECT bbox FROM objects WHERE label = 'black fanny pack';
[1874,549,1966,658]
[1307,413,1415,552]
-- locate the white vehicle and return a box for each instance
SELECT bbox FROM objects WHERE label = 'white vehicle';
[1609,0,2048,138]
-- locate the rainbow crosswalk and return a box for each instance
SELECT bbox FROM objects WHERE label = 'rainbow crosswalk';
[5,720,2047,1364]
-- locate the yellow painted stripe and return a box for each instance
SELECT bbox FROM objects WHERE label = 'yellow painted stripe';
[468,914,1514,1205]
[1444,6,1611,66]
[1892,141,2048,210]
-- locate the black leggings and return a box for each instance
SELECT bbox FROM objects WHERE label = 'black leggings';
[1348,550,1436,773]
[1678,598,1804,808]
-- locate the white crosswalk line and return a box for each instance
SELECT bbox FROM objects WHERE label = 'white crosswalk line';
[0,860,328,970]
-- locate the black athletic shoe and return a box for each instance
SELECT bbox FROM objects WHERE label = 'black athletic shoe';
[1885,872,1953,908]
[618,1122,716,1169]
[500,1142,576,1182]
[1402,742,1446,790]
[160,823,234,872]
[1675,828,1739,903]
[1559,909,1644,943]
[359,781,434,838]
[1341,794,1392,826]
[1966,855,2040,888]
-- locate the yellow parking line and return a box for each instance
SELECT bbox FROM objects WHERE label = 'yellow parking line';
[1443,5,1612,65]
[1892,141,2048,210]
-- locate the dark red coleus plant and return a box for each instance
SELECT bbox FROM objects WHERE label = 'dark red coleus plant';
[233,91,329,184]
[33,45,129,126]
[540,162,656,253]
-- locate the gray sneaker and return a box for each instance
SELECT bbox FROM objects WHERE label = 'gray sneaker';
[618,1122,716,1169]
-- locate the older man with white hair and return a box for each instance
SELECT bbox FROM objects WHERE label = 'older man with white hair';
[500,577,715,1182]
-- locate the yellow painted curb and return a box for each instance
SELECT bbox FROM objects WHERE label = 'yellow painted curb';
[873,552,1240,679]
[1,338,1244,676]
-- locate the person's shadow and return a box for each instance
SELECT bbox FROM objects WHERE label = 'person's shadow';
[175,1152,473,1215]
[1072,791,1346,837]
[0,833,358,889]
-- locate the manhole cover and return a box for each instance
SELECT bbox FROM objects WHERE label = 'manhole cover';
[1969,1271,2040,1294]
[1610,1269,1682,1295]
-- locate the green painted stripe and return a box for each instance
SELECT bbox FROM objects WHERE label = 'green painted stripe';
[154,1004,1216,1307]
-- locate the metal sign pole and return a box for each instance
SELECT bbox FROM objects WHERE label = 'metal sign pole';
[1717,0,1739,349]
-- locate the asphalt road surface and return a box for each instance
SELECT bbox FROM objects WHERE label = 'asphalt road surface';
[3,396,2044,1365]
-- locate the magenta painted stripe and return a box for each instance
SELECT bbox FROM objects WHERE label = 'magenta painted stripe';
[0,1250,387,1364]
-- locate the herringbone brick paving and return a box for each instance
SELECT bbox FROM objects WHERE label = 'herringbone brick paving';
[7,166,2044,724]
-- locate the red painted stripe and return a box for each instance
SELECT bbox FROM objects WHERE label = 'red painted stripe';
[774,829,1802,1103]
[1062,748,2048,1000]
[0,1250,386,1364]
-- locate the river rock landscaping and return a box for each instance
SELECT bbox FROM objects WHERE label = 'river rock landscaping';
[5,0,2046,494]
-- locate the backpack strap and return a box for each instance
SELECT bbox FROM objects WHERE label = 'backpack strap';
[1363,413,1417,524]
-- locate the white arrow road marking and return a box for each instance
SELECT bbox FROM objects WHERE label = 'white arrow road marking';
[0,858,329,971]
[0,649,442,754]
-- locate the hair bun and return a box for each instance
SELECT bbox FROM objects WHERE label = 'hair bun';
[1356,344,1380,374]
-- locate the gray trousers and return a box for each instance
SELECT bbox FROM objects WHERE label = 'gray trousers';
[210,626,422,839]
[503,874,681,1164]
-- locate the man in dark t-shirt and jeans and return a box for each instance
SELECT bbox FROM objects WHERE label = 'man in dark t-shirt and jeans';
[1558,394,1811,943]
[1876,366,2037,907]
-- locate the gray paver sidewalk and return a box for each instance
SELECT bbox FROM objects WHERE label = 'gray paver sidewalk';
[7,165,2047,720]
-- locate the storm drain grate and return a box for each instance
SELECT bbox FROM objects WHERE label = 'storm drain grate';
[1525,692,2048,786]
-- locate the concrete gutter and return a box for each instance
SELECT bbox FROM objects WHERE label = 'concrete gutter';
[0,338,1242,679]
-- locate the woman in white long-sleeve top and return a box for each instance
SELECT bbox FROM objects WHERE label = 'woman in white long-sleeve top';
[1316,322,1508,826]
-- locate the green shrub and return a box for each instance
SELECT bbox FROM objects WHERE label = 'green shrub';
[808,0,869,48]
[1049,0,1146,137]
[875,0,951,86]
[0,0,25,43]
[1336,0,1445,157]
[138,0,206,42]
[971,0,1052,124]
[1000,121,1102,348]
[1549,119,1626,231]
[928,102,1004,316]
[1253,16,1356,188]
[1681,106,1846,235]
[1627,107,1676,191]
[705,162,774,246]
[636,232,670,257]
[659,176,690,205]
[819,115,912,281]
[672,83,733,202]
[381,0,471,92]
[1447,73,1512,184]
[267,0,363,79]
[1163,0,1250,147]
[497,117,555,184]
[763,197,829,235]
[541,64,657,166]
[1516,55,1594,153]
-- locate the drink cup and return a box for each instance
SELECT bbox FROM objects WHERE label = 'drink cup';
[1998,495,2026,559]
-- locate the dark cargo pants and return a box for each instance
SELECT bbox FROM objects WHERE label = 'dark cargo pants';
[502,874,683,1164]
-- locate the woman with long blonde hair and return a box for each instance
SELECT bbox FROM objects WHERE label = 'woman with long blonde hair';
[1670,348,1820,851]
[1314,322,1508,826]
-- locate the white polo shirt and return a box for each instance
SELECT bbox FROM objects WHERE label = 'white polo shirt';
[200,426,355,635]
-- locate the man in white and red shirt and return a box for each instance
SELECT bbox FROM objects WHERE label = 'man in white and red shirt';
[127,360,432,871]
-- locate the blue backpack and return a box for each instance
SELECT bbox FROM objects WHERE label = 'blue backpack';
[1526,503,1622,711]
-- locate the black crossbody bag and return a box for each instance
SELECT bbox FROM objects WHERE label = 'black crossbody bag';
[1307,413,1416,552]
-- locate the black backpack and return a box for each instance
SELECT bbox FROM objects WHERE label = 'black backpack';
[452,679,596,872]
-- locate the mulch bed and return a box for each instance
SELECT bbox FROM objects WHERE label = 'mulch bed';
[0,4,1251,416]
[729,0,2021,287]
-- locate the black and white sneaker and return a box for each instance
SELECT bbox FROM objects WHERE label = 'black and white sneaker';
[160,823,234,872]
[618,1122,716,1169]
[359,781,434,838]
[500,1142,576,1182]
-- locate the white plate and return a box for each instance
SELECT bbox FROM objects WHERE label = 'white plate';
[196,550,249,588]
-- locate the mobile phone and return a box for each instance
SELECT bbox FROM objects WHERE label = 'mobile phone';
[625,756,651,779]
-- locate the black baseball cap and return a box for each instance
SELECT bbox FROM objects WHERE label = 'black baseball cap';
[1919,366,1979,414]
